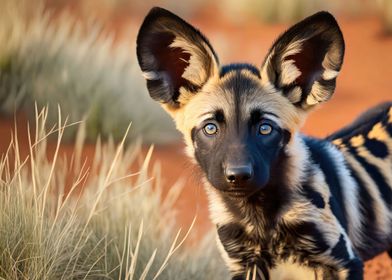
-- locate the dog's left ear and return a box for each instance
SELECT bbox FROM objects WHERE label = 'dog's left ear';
[136,7,219,110]
[261,11,345,110]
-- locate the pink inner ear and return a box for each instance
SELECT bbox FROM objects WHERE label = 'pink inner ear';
[285,35,329,93]
[148,32,191,98]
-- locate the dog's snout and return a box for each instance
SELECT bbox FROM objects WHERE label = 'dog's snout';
[225,164,253,184]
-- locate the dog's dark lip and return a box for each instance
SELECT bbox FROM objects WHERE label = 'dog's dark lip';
[219,187,261,199]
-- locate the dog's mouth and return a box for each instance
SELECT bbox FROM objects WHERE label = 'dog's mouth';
[219,187,261,199]
[205,174,266,199]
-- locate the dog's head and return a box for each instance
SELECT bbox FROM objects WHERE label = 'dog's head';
[136,7,344,197]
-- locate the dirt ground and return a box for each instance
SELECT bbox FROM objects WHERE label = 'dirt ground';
[1,5,392,279]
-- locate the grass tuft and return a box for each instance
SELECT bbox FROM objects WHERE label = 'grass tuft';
[0,107,228,279]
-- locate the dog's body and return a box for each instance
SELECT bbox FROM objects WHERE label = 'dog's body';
[136,8,392,279]
[208,101,392,279]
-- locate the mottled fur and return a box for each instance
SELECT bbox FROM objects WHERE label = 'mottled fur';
[137,7,392,279]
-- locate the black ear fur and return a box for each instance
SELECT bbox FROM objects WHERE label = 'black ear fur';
[261,11,345,109]
[136,7,219,108]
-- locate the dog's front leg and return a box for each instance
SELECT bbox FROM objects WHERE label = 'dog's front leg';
[315,233,364,280]
[324,232,364,280]
[217,223,269,280]
[334,258,363,280]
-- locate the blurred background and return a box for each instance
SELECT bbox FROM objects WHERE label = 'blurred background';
[0,0,392,279]
[1,0,392,143]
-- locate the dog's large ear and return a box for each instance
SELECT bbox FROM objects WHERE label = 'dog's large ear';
[261,11,344,110]
[136,7,219,110]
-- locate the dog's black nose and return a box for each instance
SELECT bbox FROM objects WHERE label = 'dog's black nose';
[225,164,253,184]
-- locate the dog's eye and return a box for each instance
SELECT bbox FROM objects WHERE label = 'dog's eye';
[259,123,273,135]
[203,123,218,135]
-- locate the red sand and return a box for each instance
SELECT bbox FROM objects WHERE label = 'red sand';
[1,7,392,279]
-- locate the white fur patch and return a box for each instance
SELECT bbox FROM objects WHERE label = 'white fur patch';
[306,94,319,106]
[306,81,330,106]
[343,234,356,260]
[321,44,342,77]
[205,185,235,225]
[285,134,310,188]
[282,39,304,59]
[353,143,392,237]
[260,51,275,85]
[261,40,303,89]
[263,113,283,127]
[270,258,320,280]
[322,69,339,80]
[286,87,302,104]
[324,144,363,247]
[343,152,391,236]
[280,60,301,86]
[142,71,160,80]
[170,38,216,86]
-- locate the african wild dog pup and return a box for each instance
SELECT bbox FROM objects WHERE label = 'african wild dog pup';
[136,7,392,279]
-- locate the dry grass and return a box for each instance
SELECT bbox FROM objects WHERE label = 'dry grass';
[0,106,227,279]
[0,0,179,144]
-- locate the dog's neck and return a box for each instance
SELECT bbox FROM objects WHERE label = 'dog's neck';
[204,133,309,235]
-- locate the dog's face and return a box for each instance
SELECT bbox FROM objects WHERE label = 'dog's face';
[137,7,344,196]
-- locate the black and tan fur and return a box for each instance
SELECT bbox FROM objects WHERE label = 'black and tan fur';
[136,7,392,279]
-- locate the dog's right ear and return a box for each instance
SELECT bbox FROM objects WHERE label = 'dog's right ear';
[136,7,219,110]
[260,12,345,110]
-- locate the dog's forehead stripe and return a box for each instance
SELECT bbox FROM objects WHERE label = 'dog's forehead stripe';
[183,69,302,131]
[220,63,261,78]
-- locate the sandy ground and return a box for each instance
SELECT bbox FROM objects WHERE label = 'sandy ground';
[1,6,392,279]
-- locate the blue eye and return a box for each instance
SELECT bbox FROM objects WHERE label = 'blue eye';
[203,123,218,135]
[259,123,273,135]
